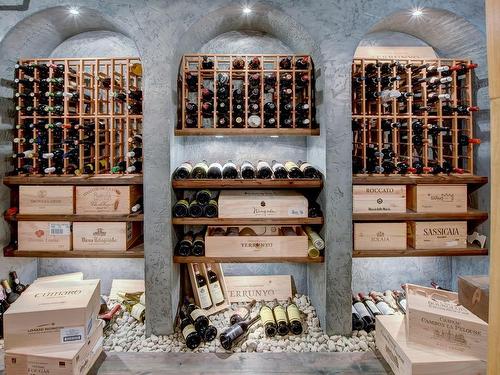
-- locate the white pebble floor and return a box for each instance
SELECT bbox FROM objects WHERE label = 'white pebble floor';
[103,294,381,353]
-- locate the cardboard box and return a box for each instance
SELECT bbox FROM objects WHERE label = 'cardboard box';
[18,221,72,251]
[458,275,489,322]
[407,185,467,213]
[5,321,103,375]
[218,190,308,218]
[405,284,488,360]
[19,185,74,215]
[353,185,406,213]
[408,221,467,249]
[3,279,101,350]
[376,315,486,375]
[72,222,142,251]
[75,185,142,215]
[354,222,406,250]
[205,225,308,258]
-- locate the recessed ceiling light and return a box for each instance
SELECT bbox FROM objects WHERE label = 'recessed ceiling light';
[270,135,279,138]
[215,135,224,138]
[242,7,252,14]
[69,7,80,15]
[411,7,423,17]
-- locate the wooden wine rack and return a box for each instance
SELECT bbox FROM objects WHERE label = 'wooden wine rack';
[352,58,478,175]
[13,57,143,175]
[177,54,319,135]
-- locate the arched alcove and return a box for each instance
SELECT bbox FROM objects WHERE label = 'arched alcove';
[351,8,490,292]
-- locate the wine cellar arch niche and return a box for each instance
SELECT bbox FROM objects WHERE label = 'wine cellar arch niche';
[351,7,490,293]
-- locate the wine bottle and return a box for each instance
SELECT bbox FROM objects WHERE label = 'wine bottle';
[206,264,225,306]
[201,56,214,70]
[199,317,218,342]
[220,315,260,350]
[247,115,261,128]
[207,162,223,179]
[256,160,272,179]
[369,292,395,315]
[307,239,320,258]
[192,231,205,256]
[296,103,310,115]
[295,56,310,69]
[304,226,325,250]
[9,271,26,295]
[352,305,364,331]
[222,161,238,179]
[286,297,303,335]
[392,290,407,313]
[204,199,218,218]
[195,189,212,205]
[359,292,382,316]
[177,231,193,256]
[259,301,277,337]
[308,201,323,218]
[297,161,320,178]
[232,57,245,69]
[173,199,189,217]
[201,88,214,101]
[185,72,198,90]
[188,199,203,218]
[187,301,210,330]
[272,299,289,336]
[111,161,127,174]
[192,265,212,309]
[1,280,19,304]
[271,160,288,179]
[459,134,481,146]
[192,161,209,179]
[284,161,303,178]
[179,308,202,349]
[352,294,375,332]
[126,161,142,173]
[279,56,292,69]
[230,299,257,325]
[127,147,142,159]
[240,161,256,179]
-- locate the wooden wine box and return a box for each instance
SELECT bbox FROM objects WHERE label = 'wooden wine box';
[407,185,467,213]
[458,275,489,322]
[218,190,308,218]
[187,263,230,316]
[72,222,142,251]
[352,185,406,213]
[353,222,406,251]
[376,315,486,375]
[408,221,467,249]
[75,185,142,215]
[19,185,74,214]
[18,221,72,251]
[205,225,308,258]
[405,283,488,361]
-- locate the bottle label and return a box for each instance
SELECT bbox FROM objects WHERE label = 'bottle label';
[354,302,371,318]
[190,308,208,321]
[400,299,407,311]
[232,306,249,320]
[352,305,359,315]
[376,301,394,315]
[224,325,245,342]
[49,223,71,236]
[273,306,288,324]
[365,300,381,314]
[299,163,312,171]
[286,304,301,322]
[208,280,225,304]
[131,303,146,321]
[182,324,197,339]
[260,306,275,325]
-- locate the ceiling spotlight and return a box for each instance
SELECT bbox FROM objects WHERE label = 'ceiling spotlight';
[242,6,252,14]
[69,7,80,15]
[411,7,424,17]
[270,135,279,138]
[215,135,224,138]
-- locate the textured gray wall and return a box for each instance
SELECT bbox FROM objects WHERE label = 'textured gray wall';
[0,1,489,335]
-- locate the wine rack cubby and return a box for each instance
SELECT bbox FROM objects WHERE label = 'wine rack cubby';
[13,57,143,176]
[352,58,479,175]
[177,54,318,135]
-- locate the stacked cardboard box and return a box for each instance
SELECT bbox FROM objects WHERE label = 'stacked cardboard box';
[376,284,488,375]
[3,277,103,375]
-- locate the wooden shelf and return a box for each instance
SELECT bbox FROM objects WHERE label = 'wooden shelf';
[352,209,488,222]
[3,175,143,186]
[3,243,144,258]
[172,178,323,189]
[173,255,324,263]
[8,214,144,222]
[172,217,323,225]
[175,128,320,136]
[353,245,488,258]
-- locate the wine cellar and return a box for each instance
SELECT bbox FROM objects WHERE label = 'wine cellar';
[0,1,498,374]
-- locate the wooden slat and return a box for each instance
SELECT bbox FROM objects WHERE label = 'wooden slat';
[173,256,324,264]
[3,175,143,185]
[3,243,144,258]
[9,214,144,222]
[172,178,322,189]
[352,174,488,185]
[175,128,320,136]
[172,217,323,225]
[352,208,488,222]
[353,245,487,258]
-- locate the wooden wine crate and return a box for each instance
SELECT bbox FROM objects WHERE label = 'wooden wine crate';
[458,275,489,322]
[405,283,488,361]
[187,263,230,316]
[352,185,406,213]
[18,221,72,251]
[72,222,142,251]
[376,315,486,375]
[408,221,467,249]
[205,225,308,258]
[218,190,308,218]
[353,222,406,251]
[19,185,74,214]
[407,185,467,213]
[75,185,142,215]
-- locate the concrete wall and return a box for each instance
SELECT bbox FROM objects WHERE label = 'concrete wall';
[0,0,489,335]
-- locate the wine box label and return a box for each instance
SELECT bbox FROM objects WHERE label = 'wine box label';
[408,221,467,249]
[225,275,292,302]
[72,222,142,251]
[19,185,74,214]
[405,284,488,361]
[3,279,100,350]
[407,185,467,213]
[353,185,406,213]
[458,275,489,323]
[187,263,230,316]
[218,190,308,218]
[18,221,72,251]
[354,223,406,251]
[376,315,485,375]
[76,185,142,215]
